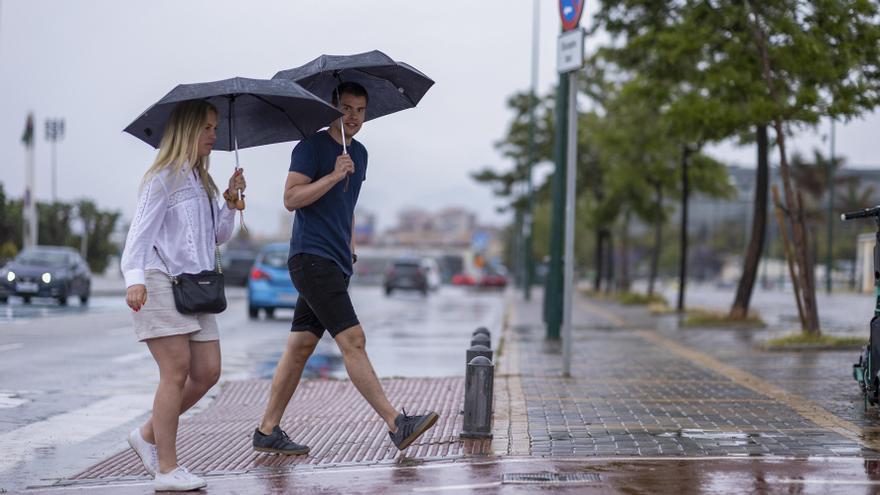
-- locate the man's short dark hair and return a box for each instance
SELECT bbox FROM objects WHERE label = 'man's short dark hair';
[332,82,369,106]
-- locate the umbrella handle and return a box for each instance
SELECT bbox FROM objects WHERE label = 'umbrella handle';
[340,117,352,192]
[230,97,243,201]
[340,117,347,155]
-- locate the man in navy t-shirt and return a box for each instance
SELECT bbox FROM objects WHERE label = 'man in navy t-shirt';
[252,82,438,455]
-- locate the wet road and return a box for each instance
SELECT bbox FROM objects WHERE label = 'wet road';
[0,285,504,491]
[25,457,880,494]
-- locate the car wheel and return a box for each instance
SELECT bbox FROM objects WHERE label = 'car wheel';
[265,308,275,319]
[0,296,7,304]
[248,306,259,319]
[23,296,32,304]
[80,293,89,305]
[385,287,392,296]
[58,296,68,306]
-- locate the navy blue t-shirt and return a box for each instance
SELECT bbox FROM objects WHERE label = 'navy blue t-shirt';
[288,130,367,276]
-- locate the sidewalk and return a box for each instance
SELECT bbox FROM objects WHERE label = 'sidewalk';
[29,287,880,493]
[496,290,878,458]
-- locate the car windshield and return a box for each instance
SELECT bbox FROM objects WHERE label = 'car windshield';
[261,250,287,269]
[393,262,421,274]
[16,251,70,267]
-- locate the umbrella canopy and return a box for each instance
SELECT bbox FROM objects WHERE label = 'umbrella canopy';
[124,77,342,150]
[272,50,434,122]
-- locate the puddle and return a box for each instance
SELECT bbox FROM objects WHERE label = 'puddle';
[0,391,28,409]
[656,429,761,446]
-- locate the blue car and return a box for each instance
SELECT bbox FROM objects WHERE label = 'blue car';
[247,243,297,319]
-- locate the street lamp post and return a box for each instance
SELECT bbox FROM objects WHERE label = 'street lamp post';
[45,118,65,203]
[825,118,835,293]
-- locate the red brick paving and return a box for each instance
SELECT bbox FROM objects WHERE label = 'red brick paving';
[71,377,490,482]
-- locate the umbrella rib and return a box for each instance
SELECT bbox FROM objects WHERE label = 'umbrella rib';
[250,94,306,138]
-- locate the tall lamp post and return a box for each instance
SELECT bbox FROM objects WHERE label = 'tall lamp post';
[45,118,65,203]
[825,118,835,293]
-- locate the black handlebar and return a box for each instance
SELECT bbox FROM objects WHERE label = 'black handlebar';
[841,205,880,221]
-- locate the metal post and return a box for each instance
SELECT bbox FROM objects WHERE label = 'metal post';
[466,344,493,364]
[826,119,836,293]
[473,327,490,338]
[544,74,569,339]
[562,69,578,377]
[461,356,494,438]
[470,333,491,349]
[524,0,540,302]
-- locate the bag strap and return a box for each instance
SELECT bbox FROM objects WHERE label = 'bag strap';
[196,170,223,275]
[153,246,177,284]
[205,183,223,274]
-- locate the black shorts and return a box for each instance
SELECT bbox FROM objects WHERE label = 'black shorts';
[288,253,360,338]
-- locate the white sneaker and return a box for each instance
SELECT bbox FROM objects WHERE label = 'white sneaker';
[153,466,206,491]
[127,427,158,476]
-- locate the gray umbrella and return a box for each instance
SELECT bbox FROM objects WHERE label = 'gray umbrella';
[124,77,342,165]
[272,50,434,153]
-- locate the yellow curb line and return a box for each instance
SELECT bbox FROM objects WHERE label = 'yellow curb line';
[493,292,529,456]
[579,298,880,451]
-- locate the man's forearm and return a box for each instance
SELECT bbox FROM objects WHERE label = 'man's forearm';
[284,174,341,210]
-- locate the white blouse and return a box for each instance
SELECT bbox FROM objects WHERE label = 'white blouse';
[121,167,235,288]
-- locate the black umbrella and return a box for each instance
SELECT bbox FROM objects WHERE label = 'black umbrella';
[124,77,343,171]
[272,50,434,154]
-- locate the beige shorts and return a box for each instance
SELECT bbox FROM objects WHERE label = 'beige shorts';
[132,270,220,342]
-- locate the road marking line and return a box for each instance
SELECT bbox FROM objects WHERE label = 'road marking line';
[0,343,24,352]
[0,394,153,473]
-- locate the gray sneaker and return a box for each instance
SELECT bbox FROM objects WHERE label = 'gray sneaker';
[252,426,310,455]
[388,410,439,451]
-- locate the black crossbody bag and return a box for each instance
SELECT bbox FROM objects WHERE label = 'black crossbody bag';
[154,190,227,315]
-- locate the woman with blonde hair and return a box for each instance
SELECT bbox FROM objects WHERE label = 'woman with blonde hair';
[120,99,246,491]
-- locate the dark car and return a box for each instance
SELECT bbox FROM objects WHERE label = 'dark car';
[247,243,298,319]
[383,257,428,296]
[0,246,91,305]
[222,249,257,286]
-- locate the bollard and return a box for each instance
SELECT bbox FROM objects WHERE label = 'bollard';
[461,355,494,438]
[472,327,491,338]
[466,344,493,364]
[470,333,491,349]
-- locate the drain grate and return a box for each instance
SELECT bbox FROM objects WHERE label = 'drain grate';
[502,472,602,484]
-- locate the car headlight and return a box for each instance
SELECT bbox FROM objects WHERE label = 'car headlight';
[6,271,14,282]
[41,272,52,284]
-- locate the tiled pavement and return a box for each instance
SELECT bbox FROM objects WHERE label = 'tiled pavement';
[497,290,880,459]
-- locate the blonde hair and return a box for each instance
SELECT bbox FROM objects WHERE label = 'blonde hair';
[143,100,220,198]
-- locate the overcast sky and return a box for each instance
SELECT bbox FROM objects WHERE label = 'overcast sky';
[2,1,878,238]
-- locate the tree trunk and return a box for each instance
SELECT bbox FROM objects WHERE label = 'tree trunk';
[730,124,769,319]
[677,145,692,312]
[772,186,806,325]
[747,2,821,336]
[605,229,615,294]
[619,210,632,292]
[593,227,604,292]
[648,183,663,296]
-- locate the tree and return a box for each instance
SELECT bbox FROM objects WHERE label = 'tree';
[75,200,121,274]
[594,0,880,332]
